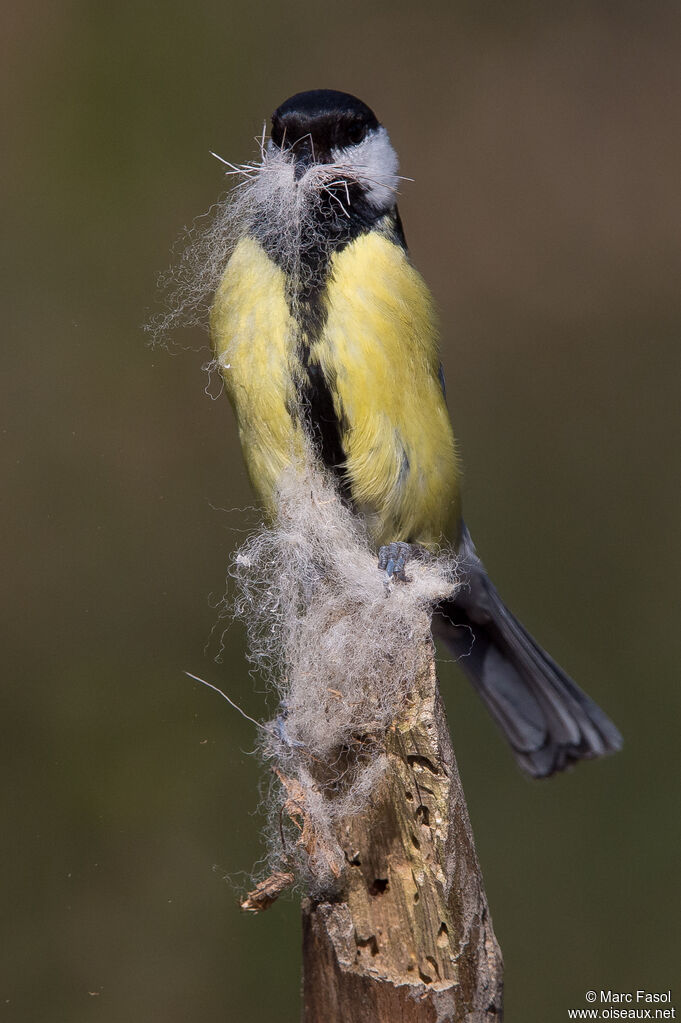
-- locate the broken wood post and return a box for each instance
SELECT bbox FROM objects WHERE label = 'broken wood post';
[301,645,504,1022]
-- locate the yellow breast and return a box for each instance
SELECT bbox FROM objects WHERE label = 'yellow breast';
[210,231,460,549]
[316,233,460,547]
[209,237,306,511]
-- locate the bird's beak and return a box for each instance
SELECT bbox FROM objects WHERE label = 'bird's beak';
[293,145,313,180]
[291,136,331,179]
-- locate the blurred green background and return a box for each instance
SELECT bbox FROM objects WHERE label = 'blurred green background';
[3,1,680,1019]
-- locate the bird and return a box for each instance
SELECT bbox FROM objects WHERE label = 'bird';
[209,88,622,778]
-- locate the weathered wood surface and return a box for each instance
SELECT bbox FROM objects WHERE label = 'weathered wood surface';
[301,650,503,1022]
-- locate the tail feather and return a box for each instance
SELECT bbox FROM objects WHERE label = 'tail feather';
[434,524,622,778]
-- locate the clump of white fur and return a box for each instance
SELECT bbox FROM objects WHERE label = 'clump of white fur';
[147,128,402,344]
[231,463,457,894]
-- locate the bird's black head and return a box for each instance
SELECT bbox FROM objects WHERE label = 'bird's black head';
[271,90,380,162]
[258,89,402,268]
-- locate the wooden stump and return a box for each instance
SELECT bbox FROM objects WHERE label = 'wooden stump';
[302,651,504,1022]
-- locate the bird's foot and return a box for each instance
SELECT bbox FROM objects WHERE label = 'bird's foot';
[378,541,429,583]
[271,709,305,750]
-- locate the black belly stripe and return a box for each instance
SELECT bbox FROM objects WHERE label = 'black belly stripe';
[260,201,409,501]
[298,350,353,502]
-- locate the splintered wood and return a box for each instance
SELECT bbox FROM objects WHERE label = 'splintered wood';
[240,872,295,914]
[301,651,504,1022]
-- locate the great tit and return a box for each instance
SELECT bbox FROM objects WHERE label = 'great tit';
[209,89,622,777]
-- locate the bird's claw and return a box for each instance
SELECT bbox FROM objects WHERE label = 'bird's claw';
[378,541,414,583]
[272,712,305,749]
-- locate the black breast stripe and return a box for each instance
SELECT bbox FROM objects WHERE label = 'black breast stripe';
[271,205,408,500]
[298,353,352,501]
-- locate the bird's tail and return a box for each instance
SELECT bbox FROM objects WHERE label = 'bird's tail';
[433,526,622,778]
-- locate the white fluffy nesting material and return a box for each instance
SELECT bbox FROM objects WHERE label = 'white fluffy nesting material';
[231,463,457,895]
[147,132,403,345]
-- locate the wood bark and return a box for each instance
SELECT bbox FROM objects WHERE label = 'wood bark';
[301,649,504,1022]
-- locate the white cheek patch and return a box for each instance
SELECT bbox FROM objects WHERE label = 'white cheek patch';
[331,126,399,210]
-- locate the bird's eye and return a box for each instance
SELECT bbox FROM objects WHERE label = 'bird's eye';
[346,122,367,146]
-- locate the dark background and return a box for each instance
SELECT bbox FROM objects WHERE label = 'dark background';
[3,1,680,1020]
